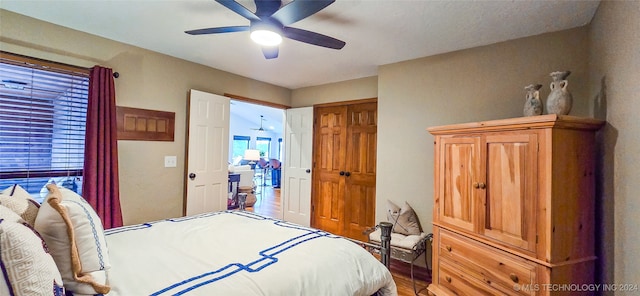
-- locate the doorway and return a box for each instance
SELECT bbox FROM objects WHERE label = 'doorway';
[229,99,285,218]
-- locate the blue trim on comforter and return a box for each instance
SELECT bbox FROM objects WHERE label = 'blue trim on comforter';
[105,211,342,295]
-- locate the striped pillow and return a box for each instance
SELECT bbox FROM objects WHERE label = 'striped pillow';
[0,205,65,296]
[34,185,111,295]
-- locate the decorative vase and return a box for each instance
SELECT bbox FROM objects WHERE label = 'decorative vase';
[523,84,543,117]
[546,70,573,115]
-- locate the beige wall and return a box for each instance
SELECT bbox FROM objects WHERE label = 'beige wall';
[291,76,378,107]
[588,1,640,291]
[1,10,291,224]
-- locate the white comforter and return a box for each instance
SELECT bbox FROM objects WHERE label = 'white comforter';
[104,211,397,296]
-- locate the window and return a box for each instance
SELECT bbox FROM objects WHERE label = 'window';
[0,53,89,202]
[232,135,250,164]
[256,137,271,159]
[278,138,283,161]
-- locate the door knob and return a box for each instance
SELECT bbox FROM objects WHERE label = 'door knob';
[345,172,351,177]
[339,171,345,176]
[509,273,519,283]
[479,182,486,189]
[473,182,480,188]
[188,173,196,180]
[305,169,311,173]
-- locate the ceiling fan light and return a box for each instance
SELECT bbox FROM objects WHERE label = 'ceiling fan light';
[250,30,282,46]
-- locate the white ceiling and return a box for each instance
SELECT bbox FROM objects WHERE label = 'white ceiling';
[2,0,600,90]
[230,99,284,132]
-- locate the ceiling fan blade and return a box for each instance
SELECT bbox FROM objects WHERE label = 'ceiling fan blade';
[283,27,345,49]
[185,26,250,35]
[261,46,279,59]
[271,0,334,26]
[215,0,260,21]
[255,0,282,18]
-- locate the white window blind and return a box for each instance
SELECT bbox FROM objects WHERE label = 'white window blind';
[0,56,89,201]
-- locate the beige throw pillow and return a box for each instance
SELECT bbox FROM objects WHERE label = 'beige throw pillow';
[0,184,40,226]
[34,185,111,295]
[0,205,65,296]
[386,200,421,235]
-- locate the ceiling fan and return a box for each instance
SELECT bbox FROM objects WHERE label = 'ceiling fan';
[251,115,266,131]
[185,0,346,59]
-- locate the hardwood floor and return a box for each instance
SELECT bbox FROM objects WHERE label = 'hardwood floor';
[246,185,432,296]
[247,183,282,218]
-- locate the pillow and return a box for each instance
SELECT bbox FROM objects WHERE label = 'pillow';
[0,184,40,226]
[386,200,421,235]
[0,204,23,223]
[34,185,111,295]
[0,205,65,296]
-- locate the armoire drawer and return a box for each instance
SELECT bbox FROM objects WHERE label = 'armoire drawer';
[438,229,536,295]
[438,259,497,295]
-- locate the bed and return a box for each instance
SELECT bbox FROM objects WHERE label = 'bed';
[0,184,397,296]
[104,210,397,296]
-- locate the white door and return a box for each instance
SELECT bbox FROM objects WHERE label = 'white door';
[185,90,230,216]
[282,107,313,226]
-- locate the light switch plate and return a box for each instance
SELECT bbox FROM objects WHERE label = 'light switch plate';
[164,156,177,168]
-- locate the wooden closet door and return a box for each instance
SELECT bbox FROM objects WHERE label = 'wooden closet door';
[312,105,348,235]
[343,102,377,241]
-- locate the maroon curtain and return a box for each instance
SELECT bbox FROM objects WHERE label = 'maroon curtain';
[83,66,123,229]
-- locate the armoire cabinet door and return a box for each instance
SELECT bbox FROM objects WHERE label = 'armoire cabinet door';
[436,136,480,233]
[481,132,538,253]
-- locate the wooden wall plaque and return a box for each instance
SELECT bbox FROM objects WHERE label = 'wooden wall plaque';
[116,106,175,141]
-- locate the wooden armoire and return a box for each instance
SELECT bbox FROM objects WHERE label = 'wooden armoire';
[311,99,377,241]
[427,115,604,296]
